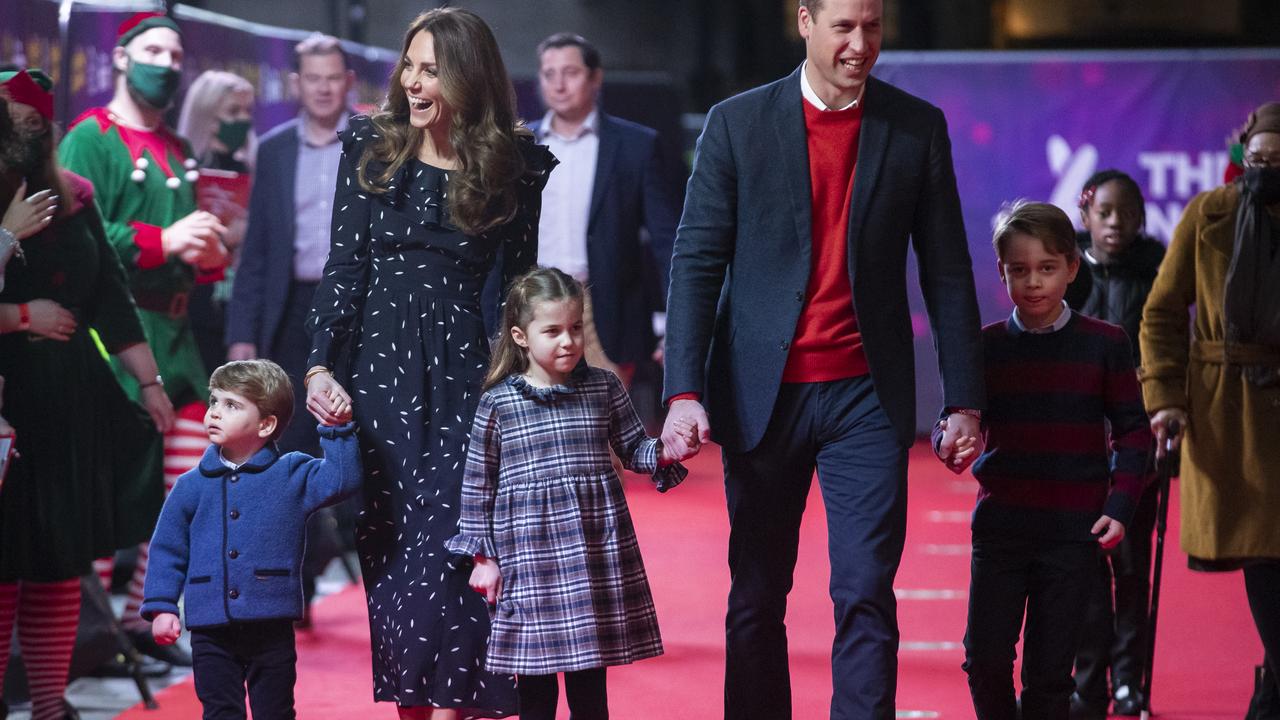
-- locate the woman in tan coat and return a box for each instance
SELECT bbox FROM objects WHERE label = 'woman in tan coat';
[1140,101,1280,705]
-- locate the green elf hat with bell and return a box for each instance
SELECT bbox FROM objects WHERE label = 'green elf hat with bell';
[116,11,182,46]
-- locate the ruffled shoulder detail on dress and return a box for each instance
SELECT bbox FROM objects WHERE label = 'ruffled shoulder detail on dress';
[337,114,377,155]
[516,134,558,193]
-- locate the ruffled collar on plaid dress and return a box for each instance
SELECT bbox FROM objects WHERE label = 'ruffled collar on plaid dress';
[508,364,590,403]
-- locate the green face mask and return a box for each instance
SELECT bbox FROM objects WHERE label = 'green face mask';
[126,60,182,109]
[215,119,252,153]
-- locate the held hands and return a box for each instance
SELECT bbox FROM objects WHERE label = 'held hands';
[2,182,57,239]
[469,556,502,606]
[1092,515,1126,549]
[163,210,228,270]
[151,612,182,645]
[1151,408,1188,460]
[661,399,710,462]
[304,368,353,426]
[659,416,701,465]
[936,413,983,473]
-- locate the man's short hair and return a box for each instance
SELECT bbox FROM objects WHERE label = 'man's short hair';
[536,32,601,72]
[294,33,349,73]
[992,200,1079,262]
[209,360,294,442]
[799,0,823,14]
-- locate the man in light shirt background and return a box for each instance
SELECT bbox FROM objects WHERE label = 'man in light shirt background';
[530,32,681,388]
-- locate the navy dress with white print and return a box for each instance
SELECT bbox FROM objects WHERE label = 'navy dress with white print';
[306,115,554,715]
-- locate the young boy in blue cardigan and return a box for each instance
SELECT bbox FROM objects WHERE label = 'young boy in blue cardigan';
[141,360,360,718]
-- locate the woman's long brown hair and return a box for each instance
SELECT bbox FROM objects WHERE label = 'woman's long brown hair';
[358,8,527,236]
[484,267,584,391]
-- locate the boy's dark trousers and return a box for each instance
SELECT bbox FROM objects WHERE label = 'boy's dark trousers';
[963,533,1099,720]
[1073,484,1158,707]
[190,619,297,720]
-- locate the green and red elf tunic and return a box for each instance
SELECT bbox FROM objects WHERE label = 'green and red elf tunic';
[59,108,222,406]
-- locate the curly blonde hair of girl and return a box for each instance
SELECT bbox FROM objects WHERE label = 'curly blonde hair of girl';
[358,8,528,236]
[484,267,585,391]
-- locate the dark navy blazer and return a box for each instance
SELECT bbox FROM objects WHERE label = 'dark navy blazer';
[528,112,681,365]
[225,119,302,351]
[140,423,361,628]
[663,70,985,452]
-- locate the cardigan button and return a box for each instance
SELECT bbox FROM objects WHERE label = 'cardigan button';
[780,340,790,350]
[229,549,239,559]
[229,474,239,483]
[795,291,804,302]
[229,510,240,520]
[228,589,239,599]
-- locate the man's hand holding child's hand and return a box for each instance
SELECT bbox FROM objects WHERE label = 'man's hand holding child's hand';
[1092,515,1125,549]
[152,612,182,645]
[660,418,701,465]
[934,416,981,474]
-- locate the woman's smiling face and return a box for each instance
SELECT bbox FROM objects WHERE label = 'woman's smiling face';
[401,30,452,132]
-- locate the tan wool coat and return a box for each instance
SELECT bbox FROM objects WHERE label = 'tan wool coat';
[1139,183,1280,562]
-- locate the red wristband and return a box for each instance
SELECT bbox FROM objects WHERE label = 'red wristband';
[16,303,30,331]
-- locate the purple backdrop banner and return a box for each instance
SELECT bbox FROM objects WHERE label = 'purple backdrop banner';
[868,49,1280,428]
[2,0,396,132]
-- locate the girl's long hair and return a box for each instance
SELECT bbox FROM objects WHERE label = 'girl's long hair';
[484,267,585,391]
[359,8,527,235]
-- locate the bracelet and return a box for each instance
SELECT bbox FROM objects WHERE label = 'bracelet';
[303,366,332,387]
[16,303,30,331]
[948,407,982,420]
[138,374,164,389]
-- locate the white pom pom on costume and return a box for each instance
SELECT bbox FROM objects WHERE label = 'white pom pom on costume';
[131,169,147,183]
[135,157,149,170]
[183,158,198,170]
[184,169,200,183]
[165,176,181,190]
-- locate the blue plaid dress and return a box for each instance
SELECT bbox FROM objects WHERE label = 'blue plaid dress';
[445,366,686,674]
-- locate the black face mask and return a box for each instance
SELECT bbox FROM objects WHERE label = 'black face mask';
[1242,166,1280,205]
[8,131,48,179]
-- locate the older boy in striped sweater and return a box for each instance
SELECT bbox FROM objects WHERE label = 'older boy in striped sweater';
[934,201,1152,720]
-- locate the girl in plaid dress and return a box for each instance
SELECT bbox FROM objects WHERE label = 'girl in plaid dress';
[445,268,697,720]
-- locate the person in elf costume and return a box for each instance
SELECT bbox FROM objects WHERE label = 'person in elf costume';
[58,11,228,668]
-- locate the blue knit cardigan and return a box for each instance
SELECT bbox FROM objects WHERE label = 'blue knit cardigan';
[141,423,361,628]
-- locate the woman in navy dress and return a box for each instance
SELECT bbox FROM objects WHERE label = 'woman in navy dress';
[302,9,554,719]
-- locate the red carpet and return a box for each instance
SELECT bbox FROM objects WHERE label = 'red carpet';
[120,442,1258,718]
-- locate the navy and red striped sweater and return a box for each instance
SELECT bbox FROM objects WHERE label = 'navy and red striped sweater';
[958,312,1152,541]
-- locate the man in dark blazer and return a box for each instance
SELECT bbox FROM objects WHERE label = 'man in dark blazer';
[225,35,353,456]
[529,32,679,382]
[660,1,985,718]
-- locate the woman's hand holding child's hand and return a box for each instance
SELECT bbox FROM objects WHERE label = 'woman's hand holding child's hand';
[1091,515,1125,549]
[469,556,502,606]
[152,613,182,645]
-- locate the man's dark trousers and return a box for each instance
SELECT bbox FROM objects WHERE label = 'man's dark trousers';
[723,374,907,720]
[963,534,1098,720]
[190,619,297,719]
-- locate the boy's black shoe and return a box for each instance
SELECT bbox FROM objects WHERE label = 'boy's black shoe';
[1068,692,1106,720]
[128,629,193,666]
[1111,684,1145,716]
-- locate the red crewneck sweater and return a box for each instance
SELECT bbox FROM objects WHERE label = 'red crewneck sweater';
[780,99,868,382]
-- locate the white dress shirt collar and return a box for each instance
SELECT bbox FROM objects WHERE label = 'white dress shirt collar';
[800,61,863,112]
[538,108,600,142]
[1011,302,1072,334]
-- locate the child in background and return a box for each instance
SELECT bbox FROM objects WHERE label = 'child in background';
[936,201,1152,720]
[445,267,695,720]
[141,360,360,719]
[1066,170,1166,718]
